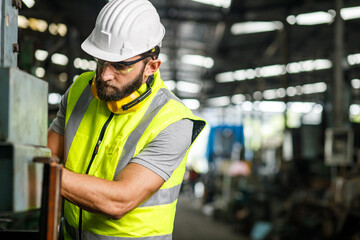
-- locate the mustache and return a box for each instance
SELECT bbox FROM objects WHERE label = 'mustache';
[94,73,143,101]
[96,77,114,88]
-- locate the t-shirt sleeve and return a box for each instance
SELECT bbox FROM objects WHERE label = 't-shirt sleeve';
[131,119,194,181]
[49,91,68,136]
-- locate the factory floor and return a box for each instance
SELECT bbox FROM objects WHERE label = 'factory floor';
[173,195,248,240]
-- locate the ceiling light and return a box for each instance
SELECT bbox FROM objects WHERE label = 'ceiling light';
[207,96,230,107]
[253,91,263,100]
[89,60,97,71]
[79,60,90,70]
[312,82,327,93]
[22,0,35,8]
[350,104,360,116]
[164,80,176,91]
[351,79,360,89]
[245,69,256,79]
[286,15,297,25]
[51,53,68,66]
[159,53,168,63]
[313,104,323,114]
[286,59,332,74]
[203,57,214,68]
[288,102,315,113]
[215,71,234,83]
[259,101,286,113]
[192,0,232,8]
[231,94,246,104]
[181,54,214,69]
[287,6,360,26]
[313,59,332,70]
[57,23,67,36]
[35,49,48,61]
[286,62,301,73]
[263,89,277,100]
[74,58,82,68]
[48,23,67,36]
[176,81,201,94]
[302,83,316,94]
[59,73,68,83]
[286,87,297,97]
[18,15,29,28]
[217,58,334,84]
[295,11,334,25]
[49,23,58,35]
[29,18,48,32]
[48,93,62,105]
[257,64,286,78]
[35,67,45,78]
[234,69,256,80]
[347,53,360,65]
[233,70,246,81]
[277,88,286,98]
[301,60,315,71]
[242,101,253,111]
[341,6,360,20]
[231,21,283,35]
[182,99,200,110]
[74,58,96,70]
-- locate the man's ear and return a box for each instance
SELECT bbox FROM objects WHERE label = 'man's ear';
[144,59,161,77]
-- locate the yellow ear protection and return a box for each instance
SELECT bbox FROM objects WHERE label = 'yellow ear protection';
[90,75,154,114]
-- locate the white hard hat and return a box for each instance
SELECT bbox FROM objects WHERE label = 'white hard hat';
[81,0,165,62]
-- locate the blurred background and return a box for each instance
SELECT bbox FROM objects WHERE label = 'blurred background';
[5,0,360,239]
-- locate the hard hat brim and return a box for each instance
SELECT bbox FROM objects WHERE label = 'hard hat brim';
[81,36,132,62]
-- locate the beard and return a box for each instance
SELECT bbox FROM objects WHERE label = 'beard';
[95,67,144,102]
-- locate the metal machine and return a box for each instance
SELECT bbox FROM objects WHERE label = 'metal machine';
[0,0,62,239]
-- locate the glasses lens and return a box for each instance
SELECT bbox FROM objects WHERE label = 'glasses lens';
[111,62,134,74]
[96,59,135,75]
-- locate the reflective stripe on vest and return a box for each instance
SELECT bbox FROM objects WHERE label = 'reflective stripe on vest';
[65,220,172,240]
[64,84,93,161]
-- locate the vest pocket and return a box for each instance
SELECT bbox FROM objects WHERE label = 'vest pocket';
[91,136,124,180]
[65,132,90,173]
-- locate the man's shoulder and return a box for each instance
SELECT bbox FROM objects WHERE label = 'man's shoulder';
[68,71,95,96]
[73,71,95,85]
[160,89,194,117]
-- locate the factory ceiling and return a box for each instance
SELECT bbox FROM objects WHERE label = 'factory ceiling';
[18,0,360,109]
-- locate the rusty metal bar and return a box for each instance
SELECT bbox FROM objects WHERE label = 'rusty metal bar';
[35,157,62,240]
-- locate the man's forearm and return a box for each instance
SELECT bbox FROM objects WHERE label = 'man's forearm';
[61,168,129,219]
[61,163,164,220]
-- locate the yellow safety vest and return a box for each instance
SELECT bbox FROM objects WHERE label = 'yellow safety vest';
[63,70,206,240]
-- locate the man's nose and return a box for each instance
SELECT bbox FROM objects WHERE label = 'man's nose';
[101,64,115,81]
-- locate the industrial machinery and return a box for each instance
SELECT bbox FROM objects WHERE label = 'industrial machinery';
[0,1,62,239]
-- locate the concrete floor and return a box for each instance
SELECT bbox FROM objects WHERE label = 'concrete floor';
[173,195,248,240]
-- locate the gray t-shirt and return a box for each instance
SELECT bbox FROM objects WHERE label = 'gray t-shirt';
[50,92,194,181]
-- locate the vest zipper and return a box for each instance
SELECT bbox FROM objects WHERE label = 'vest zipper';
[79,112,114,240]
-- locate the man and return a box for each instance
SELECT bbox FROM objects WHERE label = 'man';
[47,0,206,239]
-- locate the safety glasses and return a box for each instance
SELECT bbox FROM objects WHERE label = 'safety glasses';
[96,54,149,75]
